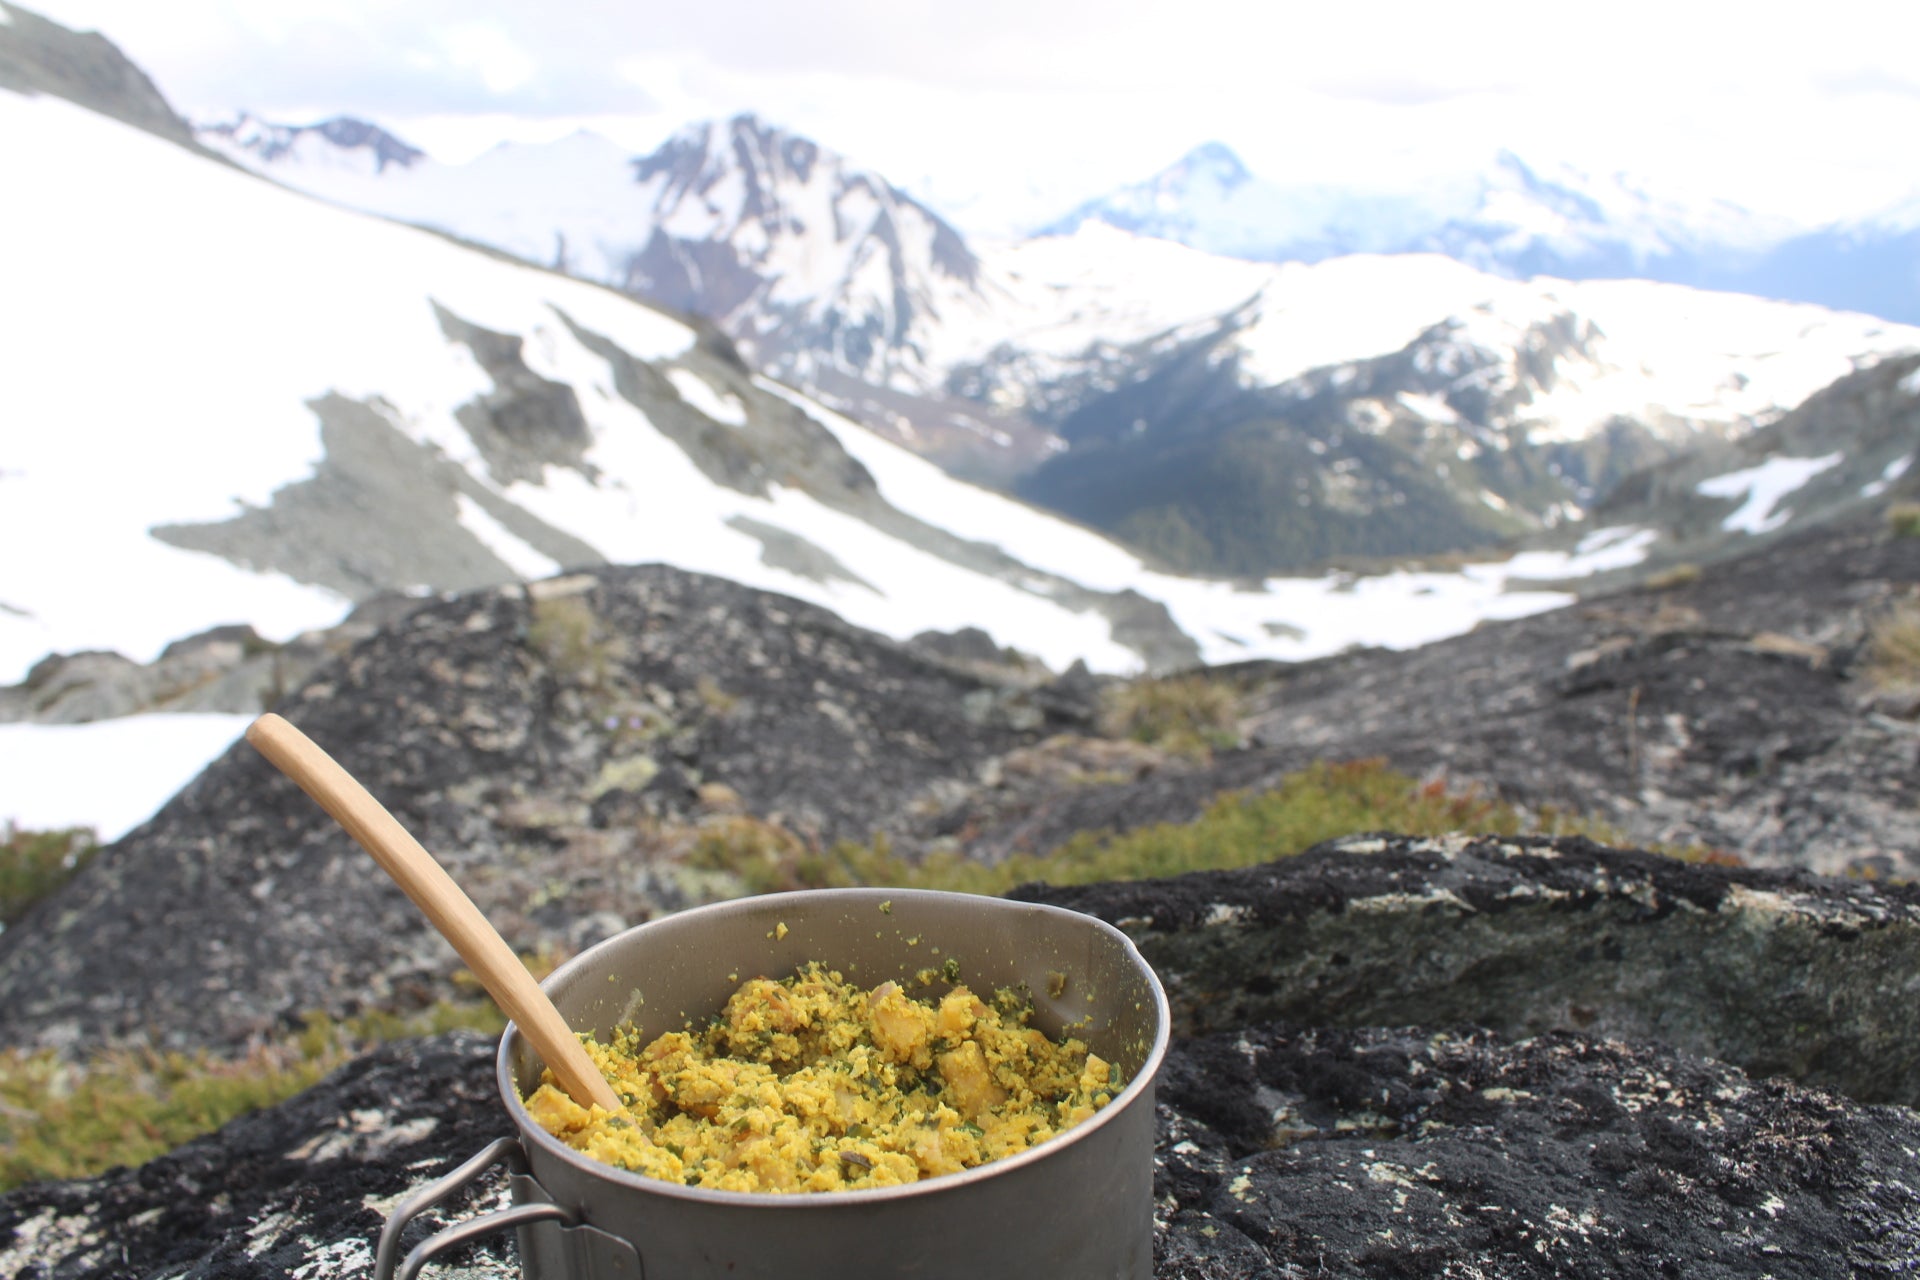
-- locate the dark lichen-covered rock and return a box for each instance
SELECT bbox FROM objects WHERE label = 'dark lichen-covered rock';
[1021,833,1920,1107]
[1154,1025,1920,1278]
[7,846,1920,1274]
[0,1033,509,1280]
[0,565,1091,1055]
[8,1022,1918,1278]
[1234,515,1920,879]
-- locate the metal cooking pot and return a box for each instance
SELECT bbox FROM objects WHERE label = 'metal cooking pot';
[376,888,1171,1280]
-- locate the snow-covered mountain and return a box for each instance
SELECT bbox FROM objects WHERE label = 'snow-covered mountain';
[1045,141,1920,327]
[948,227,1920,572]
[1043,142,1785,279]
[199,111,999,389]
[194,93,1920,573]
[199,112,425,176]
[4,49,1638,713]
[197,114,653,280]
[196,108,1060,485]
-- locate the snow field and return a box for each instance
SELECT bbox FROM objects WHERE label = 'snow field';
[1,93,690,680]
[1697,454,1846,534]
[967,227,1920,446]
[0,713,254,843]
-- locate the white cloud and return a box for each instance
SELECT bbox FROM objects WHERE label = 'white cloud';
[438,23,537,95]
[23,0,1920,230]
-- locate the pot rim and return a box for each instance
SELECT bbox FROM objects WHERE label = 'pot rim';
[493,887,1171,1209]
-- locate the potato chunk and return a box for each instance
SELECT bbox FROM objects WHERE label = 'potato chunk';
[866,981,935,1067]
[936,1039,1007,1121]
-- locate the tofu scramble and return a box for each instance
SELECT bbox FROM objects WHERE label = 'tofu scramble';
[523,962,1119,1193]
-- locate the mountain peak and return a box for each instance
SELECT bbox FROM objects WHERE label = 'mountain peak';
[634,112,826,190]
[1171,141,1252,191]
[621,113,985,385]
[308,116,424,170]
[1037,140,1261,244]
[199,112,425,173]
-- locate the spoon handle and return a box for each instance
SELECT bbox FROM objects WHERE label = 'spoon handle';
[246,713,622,1113]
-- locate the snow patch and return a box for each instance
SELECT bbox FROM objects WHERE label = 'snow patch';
[1862,454,1912,500]
[0,714,254,843]
[665,368,747,426]
[1902,367,1920,396]
[1495,527,1657,580]
[1696,454,1844,535]
[454,494,562,580]
[1397,391,1460,424]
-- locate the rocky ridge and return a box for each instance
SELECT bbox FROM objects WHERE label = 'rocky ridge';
[880,511,1920,880]
[0,566,1103,1053]
[1235,511,1920,878]
[0,1,196,149]
[1,506,1914,1057]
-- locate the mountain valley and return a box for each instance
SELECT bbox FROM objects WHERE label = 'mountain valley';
[195,100,1920,577]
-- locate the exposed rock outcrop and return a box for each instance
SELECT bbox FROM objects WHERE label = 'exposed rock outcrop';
[3,513,1915,1057]
[0,566,1096,1053]
[931,513,1920,879]
[0,2,198,148]
[0,599,428,724]
[1022,834,1920,1107]
[1237,513,1920,878]
[7,846,1920,1277]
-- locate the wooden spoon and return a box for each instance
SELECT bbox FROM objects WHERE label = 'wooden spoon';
[246,712,623,1113]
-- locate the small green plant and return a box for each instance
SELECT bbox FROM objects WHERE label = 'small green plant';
[1642,562,1701,592]
[1097,674,1241,758]
[0,825,99,928]
[753,759,1668,899]
[686,815,820,895]
[1887,504,1920,539]
[0,997,506,1191]
[1865,603,1920,688]
[695,675,739,715]
[527,594,616,685]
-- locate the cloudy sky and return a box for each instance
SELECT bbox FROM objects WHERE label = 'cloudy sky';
[26,0,1920,234]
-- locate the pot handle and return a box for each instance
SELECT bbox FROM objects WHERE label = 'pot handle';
[375,1137,574,1280]
[395,1203,576,1280]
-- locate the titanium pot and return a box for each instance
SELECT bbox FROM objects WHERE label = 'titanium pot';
[376,887,1171,1280]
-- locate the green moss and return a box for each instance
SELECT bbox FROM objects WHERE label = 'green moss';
[1866,603,1920,688]
[686,815,815,895]
[528,593,617,686]
[0,825,98,928]
[749,759,1665,899]
[588,754,660,799]
[695,675,739,715]
[0,994,509,1191]
[1642,562,1701,591]
[1887,503,1920,539]
[1098,674,1241,758]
